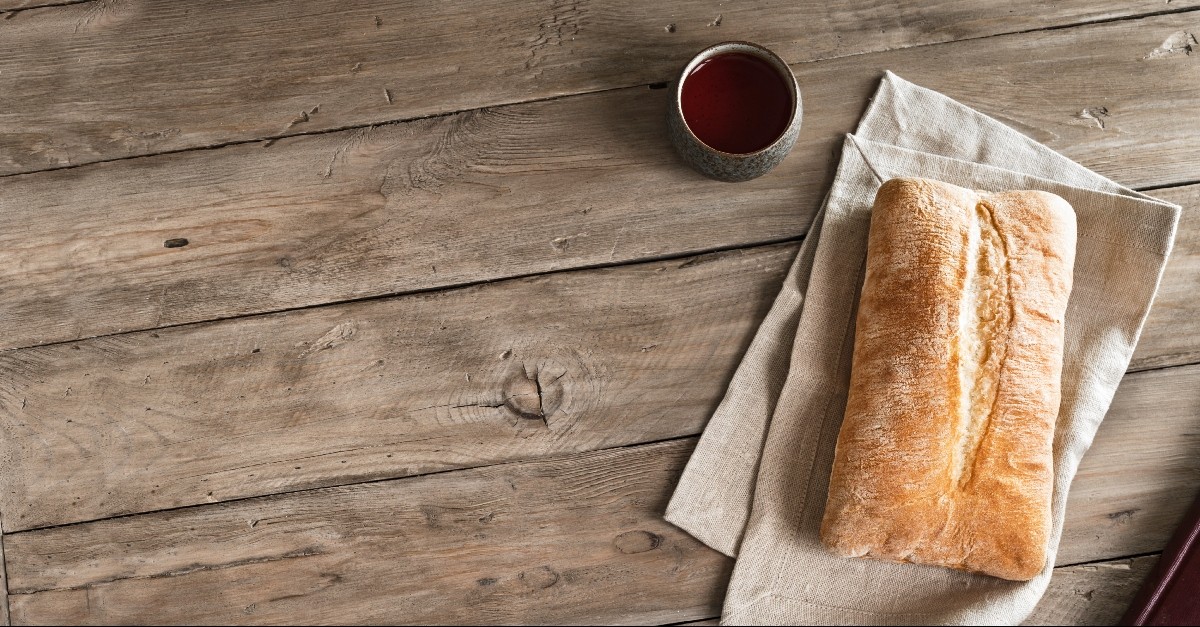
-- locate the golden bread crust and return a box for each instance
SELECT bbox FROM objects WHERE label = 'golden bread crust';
[820,178,1076,581]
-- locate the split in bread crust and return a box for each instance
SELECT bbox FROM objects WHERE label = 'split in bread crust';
[820,178,1076,581]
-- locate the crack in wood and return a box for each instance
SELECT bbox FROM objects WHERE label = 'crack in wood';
[532,365,548,427]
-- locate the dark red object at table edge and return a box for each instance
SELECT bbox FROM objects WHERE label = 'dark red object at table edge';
[1120,492,1200,625]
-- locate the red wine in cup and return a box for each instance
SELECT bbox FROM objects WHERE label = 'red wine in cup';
[680,52,792,155]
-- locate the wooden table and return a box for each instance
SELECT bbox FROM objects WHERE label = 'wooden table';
[1,1,1197,624]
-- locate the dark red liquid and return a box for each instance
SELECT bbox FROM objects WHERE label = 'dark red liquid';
[680,52,792,154]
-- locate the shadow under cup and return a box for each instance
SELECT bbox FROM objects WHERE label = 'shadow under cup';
[667,42,803,182]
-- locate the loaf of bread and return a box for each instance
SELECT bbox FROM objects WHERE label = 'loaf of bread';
[820,177,1076,581]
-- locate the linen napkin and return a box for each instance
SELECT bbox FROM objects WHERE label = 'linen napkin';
[665,71,1181,625]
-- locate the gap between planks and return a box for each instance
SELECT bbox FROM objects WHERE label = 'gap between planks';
[0,0,88,14]
[0,234,805,358]
[2,279,1197,553]
[1,177,1194,368]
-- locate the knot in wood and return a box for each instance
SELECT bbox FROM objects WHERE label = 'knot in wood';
[504,371,542,420]
[517,566,559,590]
[500,361,565,428]
[613,530,663,554]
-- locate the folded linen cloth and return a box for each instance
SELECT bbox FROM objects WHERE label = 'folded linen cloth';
[664,71,1181,625]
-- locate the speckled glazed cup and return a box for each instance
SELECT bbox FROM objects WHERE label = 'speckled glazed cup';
[667,42,802,182]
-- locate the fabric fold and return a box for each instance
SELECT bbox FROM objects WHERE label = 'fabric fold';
[665,72,1180,626]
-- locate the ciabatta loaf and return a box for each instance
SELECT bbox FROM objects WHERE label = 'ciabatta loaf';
[820,177,1076,581]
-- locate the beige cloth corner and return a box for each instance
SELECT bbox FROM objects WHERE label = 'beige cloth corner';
[664,72,1181,625]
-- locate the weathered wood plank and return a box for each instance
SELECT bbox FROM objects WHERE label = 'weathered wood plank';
[4,13,1200,352]
[4,228,1199,534]
[0,244,795,532]
[2,0,1194,175]
[6,440,733,625]
[1130,184,1200,371]
[1025,556,1157,626]
[1058,364,1200,565]
[5,384,1188,626]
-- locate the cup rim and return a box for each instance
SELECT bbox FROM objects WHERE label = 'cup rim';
[674,41,800,158]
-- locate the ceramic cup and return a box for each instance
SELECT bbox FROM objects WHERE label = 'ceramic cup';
[667,42,802,182]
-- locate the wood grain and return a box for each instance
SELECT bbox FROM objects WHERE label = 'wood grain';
[1131,184,1200,371]
[3,13,1200,352]
[1058,364,1200,565]
[1,0,1194,175]
[1025,556,1157,626]
[4,234,1199,533]
[1,5,1190,625]
[4,409,1184,625]
[6,440,734,625]
[0,244,794,532]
